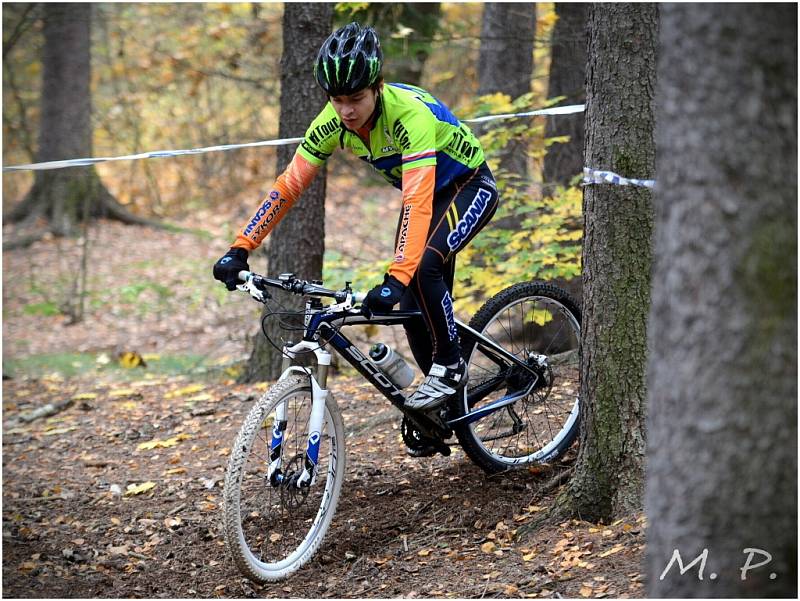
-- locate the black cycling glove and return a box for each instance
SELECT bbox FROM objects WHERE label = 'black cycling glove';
[213,247,250,291]
[362,273,406,317]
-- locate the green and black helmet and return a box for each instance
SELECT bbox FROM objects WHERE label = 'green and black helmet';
[314,22,383,96]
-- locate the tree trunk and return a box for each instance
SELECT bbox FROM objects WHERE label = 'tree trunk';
[646,4,797,597]
[477,3,536,179]
[7,4,155,240]
[243,3,332,381]
[543,3,588,187]
[563,3,657,522]
[387,3,442,86]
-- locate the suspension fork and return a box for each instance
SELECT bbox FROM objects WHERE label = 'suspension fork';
[267,341,332,488]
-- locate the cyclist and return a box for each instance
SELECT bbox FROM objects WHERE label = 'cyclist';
[214,22,499,414]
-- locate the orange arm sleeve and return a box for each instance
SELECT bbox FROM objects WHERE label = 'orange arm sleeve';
[231,153,319,251]
[388,164,436,286]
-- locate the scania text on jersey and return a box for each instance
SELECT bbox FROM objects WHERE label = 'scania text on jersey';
[447,187,492,250]
[344,344,406,402]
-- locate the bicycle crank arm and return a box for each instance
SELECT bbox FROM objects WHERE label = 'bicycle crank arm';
[446,374,539,428]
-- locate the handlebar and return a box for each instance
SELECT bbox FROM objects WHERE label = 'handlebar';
[238,270,366,304]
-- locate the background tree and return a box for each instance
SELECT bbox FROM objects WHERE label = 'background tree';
[477,3,536,178]
[543,3,588,187]
[336,3,442,86]
[646,4,797,597]
[7,4,152,242]
[562,3,657,522]
[243,3,333,381]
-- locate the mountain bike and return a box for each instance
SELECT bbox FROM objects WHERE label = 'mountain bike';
[223,271,581,582]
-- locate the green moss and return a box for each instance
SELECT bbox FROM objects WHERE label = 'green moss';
[740,219,797,340]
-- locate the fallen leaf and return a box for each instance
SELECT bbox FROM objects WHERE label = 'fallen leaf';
[109,389,141,398]
[71,392,97,401]
[165,384,205,399]
[269,532,282,543]
[125,482,156,496]
[137,434,190,450]
[522,552,537,561]
[480,541,496,553]
[579,585,593,597]
[42,427,77,436]
[417,549,431,557]
[599,544,624,558]
[119,351,146,368]
[164,467,187,475]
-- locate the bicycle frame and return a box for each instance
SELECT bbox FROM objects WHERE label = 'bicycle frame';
[273,302,541,487]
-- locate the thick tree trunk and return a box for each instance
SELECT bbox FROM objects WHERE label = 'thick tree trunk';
[7,4,157,241]
[646,4,797,597]
[543,3,588,187]
[563,3,657,522]
[243,4,332,381]
[477,3,536,179]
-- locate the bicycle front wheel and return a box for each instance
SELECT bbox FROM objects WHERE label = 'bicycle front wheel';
[453,282,581,473]
[223,376,346,582]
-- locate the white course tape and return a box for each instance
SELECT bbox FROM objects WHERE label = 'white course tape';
[582,167,656,189]
[2,137,305,172]
[2,104,584,173]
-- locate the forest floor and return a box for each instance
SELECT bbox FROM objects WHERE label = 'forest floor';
[2,185,645,598]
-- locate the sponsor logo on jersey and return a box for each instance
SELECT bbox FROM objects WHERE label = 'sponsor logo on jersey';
[394,204,412,262]
[479,175,497,190]
[441,292,458,342]
[244,192,288,240]
[306,117,340,146]
[446,188,493,250]
[392,119,411,151]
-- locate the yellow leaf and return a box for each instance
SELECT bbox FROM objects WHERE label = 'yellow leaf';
[579,585,593,597]
[138,435,190,450]
[42,427,77,436]
[186,393,213,402]
[109,389,140,398]
[119,351,146,368]
[71,392,97,401]
[480,541,496,553]
[164,467,187,475]
[141,353,161,361]
[522,552,537,561]
[165,384,205,399]
[118,401,138,411]
[125,482,156,496]
[417,549,431,557]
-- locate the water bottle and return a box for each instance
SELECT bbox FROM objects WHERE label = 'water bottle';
[369,343,415,389]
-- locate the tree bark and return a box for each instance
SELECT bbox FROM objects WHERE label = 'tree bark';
[243,3,332,381]
[477,3,536,179]
[563,3,657,522]
[7,4,155,238]
[646,4,797,597]
[543,3,588,187]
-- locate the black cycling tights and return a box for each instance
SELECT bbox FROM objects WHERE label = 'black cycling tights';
[398,162,499,374]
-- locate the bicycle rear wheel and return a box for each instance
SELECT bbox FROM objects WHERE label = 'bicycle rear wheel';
[223,376,345,582]
[453,282,581,474]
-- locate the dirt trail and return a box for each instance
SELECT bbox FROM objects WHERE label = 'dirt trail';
[2,372,645,598]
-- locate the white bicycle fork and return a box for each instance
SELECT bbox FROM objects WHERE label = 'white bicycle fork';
[267,340,331,488]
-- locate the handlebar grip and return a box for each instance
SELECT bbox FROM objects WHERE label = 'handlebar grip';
[238,270,251,282]
[352,291,367,303]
